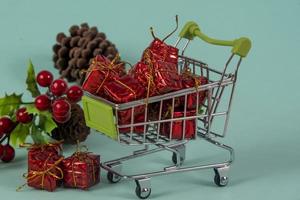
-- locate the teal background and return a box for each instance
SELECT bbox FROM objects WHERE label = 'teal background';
[0,0,300,199]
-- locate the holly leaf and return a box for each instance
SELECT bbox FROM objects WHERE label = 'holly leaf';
[25,104,40,115]
[39,113,57,134]
[31,124,47,144]
[26,60,40,98]
[25,104,57,134]
[10,123,31,146]
[0,93,23,116]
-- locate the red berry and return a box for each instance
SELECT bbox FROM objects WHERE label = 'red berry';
[36,70,54,87]
[50,79,68,96]
[35,95,51,111]
[1,144,15,162]
[53,112,71,123]
[52,99,71,116]
[16,108,33,124]
[66,85,83,102]
[0,117,14,136]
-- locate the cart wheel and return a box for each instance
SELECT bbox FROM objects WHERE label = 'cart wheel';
[172,153,184,165]
[214,168,228,187]
[135,185,151,199]
[107,172,121,183]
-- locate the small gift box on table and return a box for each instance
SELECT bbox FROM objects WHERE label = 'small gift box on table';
[62,152,100,190]
[27,156,64,192]
[27,150,64,192]
[160,109,196,140]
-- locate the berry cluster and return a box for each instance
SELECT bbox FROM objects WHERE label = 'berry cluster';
[34,71,83,123]
[0,117,16,162]
[0,62,86,163]
[0,102,36,162]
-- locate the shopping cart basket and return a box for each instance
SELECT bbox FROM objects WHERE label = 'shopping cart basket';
[82,21,251,199]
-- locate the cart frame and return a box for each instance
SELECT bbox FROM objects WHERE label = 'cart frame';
[82,21,251,199]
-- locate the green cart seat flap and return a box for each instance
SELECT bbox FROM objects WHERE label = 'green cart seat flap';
[82,95,118,140]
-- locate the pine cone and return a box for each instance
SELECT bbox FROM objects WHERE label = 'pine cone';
[53,22,121,85]
[51,104,90,144]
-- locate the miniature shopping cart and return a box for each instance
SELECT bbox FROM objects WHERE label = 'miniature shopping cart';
[82,21,251,199]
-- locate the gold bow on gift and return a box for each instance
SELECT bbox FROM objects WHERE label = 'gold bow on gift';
[113,79,137,101]
[17,154,64,191]
[19,140,63,152]
[181,67,201,91]
[83,54,123,94]
[141,49,157,104]
[68,142,97,187]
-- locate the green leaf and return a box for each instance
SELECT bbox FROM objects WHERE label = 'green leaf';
[25,104,40,115]
[31,124,47,145]
[26,104,51,118]
[39,113,57,134]
[26,60,41,98]
[25,104,57,134]
[10,123,31,146]
[0,93,23,116]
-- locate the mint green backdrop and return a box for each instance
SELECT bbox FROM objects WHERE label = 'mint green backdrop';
[0,0,299,199]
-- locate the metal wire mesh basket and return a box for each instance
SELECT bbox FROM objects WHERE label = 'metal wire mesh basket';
[82,21,251,199]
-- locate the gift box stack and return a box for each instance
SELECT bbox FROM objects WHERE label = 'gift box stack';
[82,36,208,140]
[22,143,100,191]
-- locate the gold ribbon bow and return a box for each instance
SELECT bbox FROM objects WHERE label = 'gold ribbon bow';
[142,48,158,104]
[83,54,122,94]
[17,154,64,191]
[19,140,63,152]
[70,142,97,187]
[181,67,201,92]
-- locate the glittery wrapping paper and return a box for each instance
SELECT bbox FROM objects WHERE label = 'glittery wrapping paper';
[62,153,100,190]
[160,110,196,140]
[82,55,124,96]
[181,74,208,110]
[27,152,64,192]
[103,75,146,104]
[118,105,146,134]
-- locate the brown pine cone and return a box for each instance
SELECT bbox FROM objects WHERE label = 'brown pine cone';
[53,22,121,84]
[51,104,90,144]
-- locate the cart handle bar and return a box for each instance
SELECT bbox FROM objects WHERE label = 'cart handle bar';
[179,21,251,58]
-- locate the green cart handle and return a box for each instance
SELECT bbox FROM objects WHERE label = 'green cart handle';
[179,21,251,58]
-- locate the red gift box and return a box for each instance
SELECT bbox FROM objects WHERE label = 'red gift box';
[118,105,146,134]
[142,38,179,65]
[153,60,182,94]
[27,153,64,192]
[142,49,182,95]
[82,55,124,96]
[129,62,157,97]
[103,75,146,104]
[181,72,208,110]
[160,110,196,140]
[130,60,182,97]
[62,152,100,190]
[147,98,182,122]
